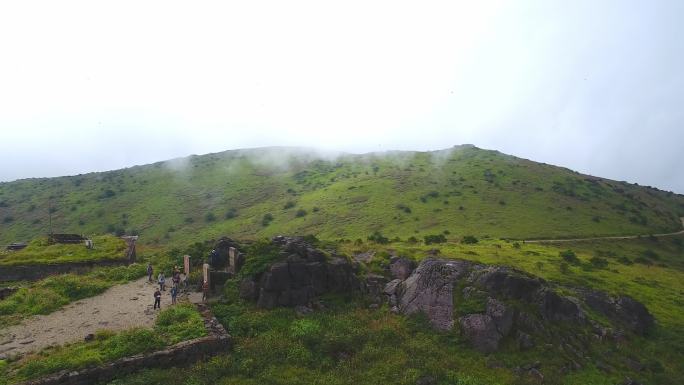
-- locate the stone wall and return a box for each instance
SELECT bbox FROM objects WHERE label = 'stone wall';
[0,259,132,282]
[0,286,18,300]
[20,303,231,385]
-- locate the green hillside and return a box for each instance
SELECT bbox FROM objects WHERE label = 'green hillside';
[1,145,683,246]
[0,235,126,266]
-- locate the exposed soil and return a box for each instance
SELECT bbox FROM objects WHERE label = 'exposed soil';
[0,277,202,359]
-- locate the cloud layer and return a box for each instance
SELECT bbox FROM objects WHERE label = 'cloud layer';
[0,1,682,193]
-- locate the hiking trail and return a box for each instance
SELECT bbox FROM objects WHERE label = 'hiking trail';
[0,277,202,358]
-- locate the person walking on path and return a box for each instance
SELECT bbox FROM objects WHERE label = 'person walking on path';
[158,272,166,291]
[153,289,161,310]
[172,269,181,288]
[147,263,154,282]
[202,280,209,302]
[170,285,178,305]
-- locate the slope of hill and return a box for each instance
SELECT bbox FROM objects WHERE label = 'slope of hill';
[1,145,683,246]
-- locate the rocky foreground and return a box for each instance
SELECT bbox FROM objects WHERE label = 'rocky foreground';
[235,236,654,376]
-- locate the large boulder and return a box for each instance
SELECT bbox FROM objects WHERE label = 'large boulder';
[537,289,585,323]
[241,237,359,309]
[583,291,654,335]
[389,257,416,280]
[396,259,472,330]
[486,298,514,336]
[473,266,543,301]
[390,257,654,354]
[459,314,502,354]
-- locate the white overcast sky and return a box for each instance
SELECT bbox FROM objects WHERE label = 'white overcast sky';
[0,0,682,193]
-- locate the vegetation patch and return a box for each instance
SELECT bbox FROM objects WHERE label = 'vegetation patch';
[2,304,206,384]
[0,235,127,266]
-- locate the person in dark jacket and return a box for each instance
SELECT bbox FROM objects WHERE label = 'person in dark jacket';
[153,289,161,309]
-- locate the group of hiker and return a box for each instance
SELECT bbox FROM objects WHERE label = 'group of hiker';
[147,263,210,310]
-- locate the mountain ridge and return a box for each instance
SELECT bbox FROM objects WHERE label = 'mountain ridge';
[1,145,683,246]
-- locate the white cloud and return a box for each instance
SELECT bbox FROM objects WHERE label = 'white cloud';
[0,0,682,193]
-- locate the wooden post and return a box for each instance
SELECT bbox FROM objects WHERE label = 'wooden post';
[183,255,190,275]
[228,247,236,274]
[202,263,210,286]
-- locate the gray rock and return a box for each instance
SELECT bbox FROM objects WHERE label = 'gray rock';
[295,305,313,316]
[459,314,501,354]
[238,278,258,301]
[397,259,472,330]
[486,298,514,336]
[584,291,654,335]
[537,289,585,323]
[383,279,403,296]
[517,331,535,350]
[242,238,361,309]
[389,257,416,280]
[474,266,543,301]
[528,368,544,382]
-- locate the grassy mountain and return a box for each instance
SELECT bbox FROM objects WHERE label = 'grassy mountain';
[1,145,683,246]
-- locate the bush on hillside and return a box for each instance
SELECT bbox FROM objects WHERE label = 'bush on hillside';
[295,209,307,218]
[395,204,412,214]
[225,208,238,219]
[462,235,478,244]
[424,234,447,245]
[589,256,609,268]
[261,213,274,227]
[560,250,579,264]
[283,201,296,209]
[204,212,216,222]
[367,231,389,244]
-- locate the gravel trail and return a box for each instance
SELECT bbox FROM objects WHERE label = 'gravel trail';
[0,277,201,358]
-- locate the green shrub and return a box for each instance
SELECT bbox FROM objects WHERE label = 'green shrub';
[261,213,274,226]
[395,204,412,214]
[101,329,165,360]
[367,231,389,244]
[617,256,633,265]
[560,249,579,264]
[295,209,307,217]
[424,234,447,245]
[155,304,207,344]
[283,201,296,209]
[589,256,608,268]
[205,212,217,222]
[240,239,282,277]
[462,235,478,244]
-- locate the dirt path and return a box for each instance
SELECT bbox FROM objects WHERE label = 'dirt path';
[0,277,202,359]
[524,217,684,244]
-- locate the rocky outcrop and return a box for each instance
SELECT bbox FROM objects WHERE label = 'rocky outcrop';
[395,259,471,330]
[239,236,360,309]
[459,314,501,353]
[389,257,416,280]
[583,291,654,335]
[385,258,654,353]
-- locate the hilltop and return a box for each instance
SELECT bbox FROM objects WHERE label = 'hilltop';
[1,145,683,246]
